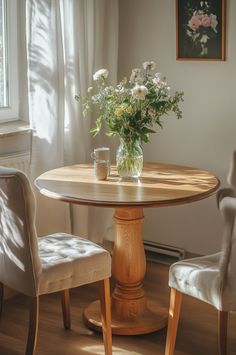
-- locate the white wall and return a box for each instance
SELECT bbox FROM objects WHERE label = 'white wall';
[118,0,236,254]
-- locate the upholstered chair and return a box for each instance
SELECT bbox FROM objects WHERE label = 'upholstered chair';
[227,150,236,188]
[0,167,112,355]
[165,192,236,355]
[217,150,236,206]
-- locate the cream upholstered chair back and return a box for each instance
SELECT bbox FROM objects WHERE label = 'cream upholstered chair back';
[165,152,236,355]
[217,150,236,310]
[0,167,41,297]
[0,166,112,355]
[165,192,236,355]
[219,195,236,311]
[227,150,236,188]
[217,150,236,204]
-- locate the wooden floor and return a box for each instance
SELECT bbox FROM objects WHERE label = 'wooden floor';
[1,262,236,355]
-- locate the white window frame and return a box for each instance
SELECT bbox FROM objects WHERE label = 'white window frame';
[0,0,19,122]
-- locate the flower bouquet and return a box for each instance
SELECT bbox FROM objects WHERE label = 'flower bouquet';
[75,61,183,179]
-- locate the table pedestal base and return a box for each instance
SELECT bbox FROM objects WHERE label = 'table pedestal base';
[83,298,167,335]
[83,208,167,335]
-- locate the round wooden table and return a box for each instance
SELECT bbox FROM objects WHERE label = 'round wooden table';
[35,163,220,335]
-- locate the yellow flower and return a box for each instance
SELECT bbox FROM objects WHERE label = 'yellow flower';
[115,107,125,117]
[126,106,133,114]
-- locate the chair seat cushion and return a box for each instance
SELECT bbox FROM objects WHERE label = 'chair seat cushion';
[38,233,111,295]
[169,252,222,309]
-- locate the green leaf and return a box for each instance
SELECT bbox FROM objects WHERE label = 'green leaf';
[141,135,149,143]
[90,127,99,137]
[106,131,117,137]
[141,127,156,134]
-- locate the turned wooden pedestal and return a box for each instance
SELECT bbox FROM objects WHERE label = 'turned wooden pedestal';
[83,207,167,335]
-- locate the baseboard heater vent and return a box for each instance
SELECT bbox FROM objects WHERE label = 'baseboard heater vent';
[0,151,31,175]
[143,240,185,265]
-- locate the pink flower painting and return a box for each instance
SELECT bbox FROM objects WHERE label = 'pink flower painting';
[177,0,225,60]
[188,15,202,30]
[185,3,219,57]
[201,16,212,27]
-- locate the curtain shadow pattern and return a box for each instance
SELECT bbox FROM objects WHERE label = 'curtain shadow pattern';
[26,0,118,242]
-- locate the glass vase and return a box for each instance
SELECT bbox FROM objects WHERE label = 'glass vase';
[116,139,143,180]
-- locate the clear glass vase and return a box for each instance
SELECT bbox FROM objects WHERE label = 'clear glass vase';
[116,139,143,180]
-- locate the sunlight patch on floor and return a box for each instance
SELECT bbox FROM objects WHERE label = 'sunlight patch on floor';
[81,345,142,354]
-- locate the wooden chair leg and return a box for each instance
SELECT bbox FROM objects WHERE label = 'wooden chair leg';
[99,278,112,355]
[61,289,71,330]
[25,296,39,355]
[0,282,3,318]
[165,288,183,355]
[218,310,228,355]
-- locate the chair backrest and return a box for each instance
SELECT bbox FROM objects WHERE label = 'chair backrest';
[0,167,41,296]
[227,150,236,188]
[218,193,236,310]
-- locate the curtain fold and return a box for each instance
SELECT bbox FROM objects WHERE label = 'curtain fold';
[26,0,118,242]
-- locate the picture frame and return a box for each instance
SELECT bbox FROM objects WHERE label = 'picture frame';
[176,0,226,61]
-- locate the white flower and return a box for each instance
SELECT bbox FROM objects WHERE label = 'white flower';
[187,29,192,37]
[131,85,148,100]
[210,14,218,33]
[153,77,160,86]
[93,69,109,81]
[91,94,101,102]
[143,61,156,71]
[200,34,209,43]
[130,68,143,84]
[115,87,125,94]
[153,73,162,85]
[155,72,162,79]
[192,32,200,42]
[153,77,170,93]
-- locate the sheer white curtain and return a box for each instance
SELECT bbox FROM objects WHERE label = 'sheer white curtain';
[26,0,118,240]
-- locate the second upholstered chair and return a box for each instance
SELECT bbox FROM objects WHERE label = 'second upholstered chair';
[217,150,236,205]
[165,191,236,355]
[0,167,112,355]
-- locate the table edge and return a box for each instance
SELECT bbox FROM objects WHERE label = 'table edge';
[35,178,220,209]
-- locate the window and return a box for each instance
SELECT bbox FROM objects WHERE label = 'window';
[0,0,7,107]
[0,0,18,122]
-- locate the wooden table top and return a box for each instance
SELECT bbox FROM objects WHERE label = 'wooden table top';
[35,163,220,208]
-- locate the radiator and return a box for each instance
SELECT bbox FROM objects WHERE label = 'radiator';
[143,240,185,265]
[0,151,31,175]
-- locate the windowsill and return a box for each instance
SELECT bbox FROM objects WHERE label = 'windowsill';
[0,120,31,138]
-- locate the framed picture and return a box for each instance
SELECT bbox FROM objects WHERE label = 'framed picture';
[176,0,226,61]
